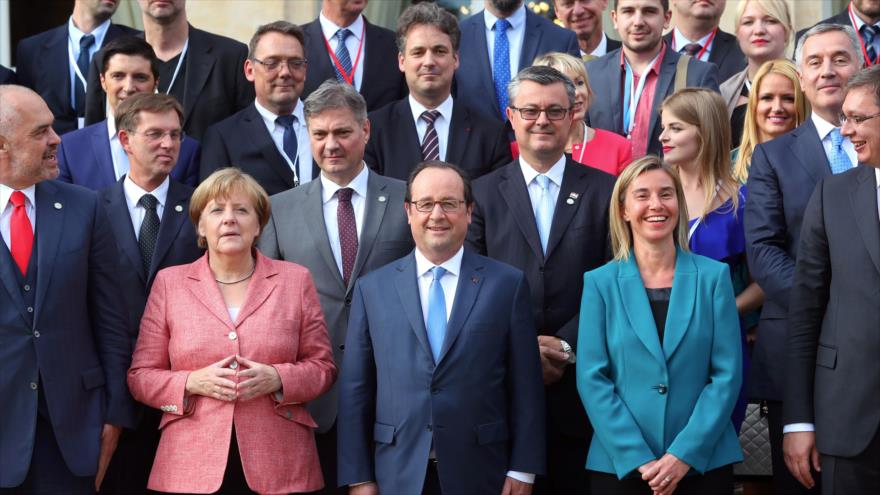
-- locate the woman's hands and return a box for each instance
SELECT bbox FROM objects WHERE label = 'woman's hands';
[640,454,691,495]
[184,355,281,402]
[236,355,282,401]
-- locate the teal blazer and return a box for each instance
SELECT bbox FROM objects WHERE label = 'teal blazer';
[576,249,743,479]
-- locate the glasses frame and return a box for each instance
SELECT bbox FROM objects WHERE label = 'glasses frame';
[128,129,185,143]
[408,199,467,213]
[508,106,572,121]
[251,56,309,73]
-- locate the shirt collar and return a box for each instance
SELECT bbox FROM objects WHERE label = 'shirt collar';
[0,184,37,213]
[588,33,608,57]
[849,5,880,30]
[319,11,365,41]
[620,41,667,75]
[672,27,713,50]
[875,167,880,189]
[811,112,839,140]
[414,245,464,279]
[519,154,566,187]
[123,174,170,208]
[107,116,118,139]
[68,16,112,49]
[255,99,304,131]
[408,94,454,123]
[320,163,370,204]
[483,3,526,31]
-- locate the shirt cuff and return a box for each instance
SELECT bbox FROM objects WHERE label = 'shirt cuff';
[506,471,535,484]
[783,423,815,433]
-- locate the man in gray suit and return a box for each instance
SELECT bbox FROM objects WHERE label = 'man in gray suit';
[258,80,413,494]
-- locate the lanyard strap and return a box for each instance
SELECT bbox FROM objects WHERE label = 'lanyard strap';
[687,182,721,243]
[323,29,365,86]
[576,122,589,164]
[849,2,880,66]
[671,27,717,61]
[623,51,662,134]
[164,38,189,94]
[67,41,88,90]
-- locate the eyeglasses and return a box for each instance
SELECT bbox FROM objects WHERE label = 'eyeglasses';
[839,112,880,127]
[252,57,308,73]
[129,130,184,142]
[409,199,466,213]
[508,106,571,121]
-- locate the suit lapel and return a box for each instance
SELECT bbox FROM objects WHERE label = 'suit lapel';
[469,14,498,116]
[0,240,29,325]
[593,51,624,134]
[437,250,484,364]
[33,182,65,324]
[302,180,346,291]
[392,100,423,169]
[395,254,433,359]
[349,173,389,293]
[790,120,831,183]
[662,250,697,359]
[150,181,192,281]
[185,256,235,329]
[445,103,471,167]
[42,26,71,112]
[498,163,544,260]
[90,121,117,186]
[105,180,147,284]
[649,50,678,142]
[305,21,336,83]
[708,31,733,68]
[182,27,215,125]
[243,104,298,189]
[850,166,880,275]
[233,253,278,327]
[519,11,544,72]
[545,160,584,258]
[617,256,665,365]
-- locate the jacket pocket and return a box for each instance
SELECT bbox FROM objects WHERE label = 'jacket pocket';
[81,366,106,390]
[475,420,508,445]
[816,345,837,369]
[276,404,318,428]
[374,422,396,444]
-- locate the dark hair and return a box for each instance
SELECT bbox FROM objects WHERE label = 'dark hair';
[405,160,474,206]
[845,64,880,106]
[100,36,159,80]
[115,92,184,133]
[248,21,305,59]
[304,80,368,124]
[396,2,461,52]
[614,0,669,11]
[508,65,576,108]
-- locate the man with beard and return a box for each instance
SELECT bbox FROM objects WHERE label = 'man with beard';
[665,0,746,82]
[795,0,880,66]
[552,0,621,60]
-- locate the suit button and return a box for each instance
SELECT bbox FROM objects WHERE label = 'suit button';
[30,382,38,390]
[345,297,352,307]
[426,425,433,432]
[538,266,545,273]
[657,384,667,395]
[228,331,237,341]
[33,330,40,338]
[27,306,33,313]
[431,388,439,394]
[229,361,239,370]
[338,344,345,351]
[23,284,31,291]
[286,410,292,419]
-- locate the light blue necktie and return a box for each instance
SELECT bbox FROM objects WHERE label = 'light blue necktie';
[535,175,553,254]
[829,127,853,175]
[334,29,353,83]
[493,19,511,119]
[426,266,448,363]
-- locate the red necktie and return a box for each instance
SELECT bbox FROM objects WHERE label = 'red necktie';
[9,191,33,275]
[336,187,358,285]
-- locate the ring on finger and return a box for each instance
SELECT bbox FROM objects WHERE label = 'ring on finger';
[661,476,672,486]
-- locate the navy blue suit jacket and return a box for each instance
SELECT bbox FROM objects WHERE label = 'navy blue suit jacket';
[455,9,580,122]
[56,120,200,190]
[15,23,140,135]
[0,180,135,487]
[663,29,746,84]
[0,64,15,84]
[337,250,546,493]
[744,119,831,401]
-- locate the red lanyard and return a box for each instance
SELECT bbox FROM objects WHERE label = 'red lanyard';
[323,28,365,85]
[672,27,717,61]
[849,2,880,66]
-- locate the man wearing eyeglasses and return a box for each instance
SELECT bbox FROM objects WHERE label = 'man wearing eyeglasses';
[467,65,616,494]
[200,22,315,196]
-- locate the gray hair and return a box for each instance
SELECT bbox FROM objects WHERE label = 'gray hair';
[845,64,880,106]
[507,65,576,109]
[303,80,368,124]
[795,23,863,69]
[396,2,460,52]
[248,21,305,60]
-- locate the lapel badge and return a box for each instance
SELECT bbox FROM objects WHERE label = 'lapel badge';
[566,192,579,205]
[53,202,63,210]
[471,276,479,285]
[175,204,184,212]
[378,195,387,203]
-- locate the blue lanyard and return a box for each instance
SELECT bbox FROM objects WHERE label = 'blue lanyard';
[622,51,662,135]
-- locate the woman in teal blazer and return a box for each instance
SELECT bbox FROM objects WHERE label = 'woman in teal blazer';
[577,156,743,495]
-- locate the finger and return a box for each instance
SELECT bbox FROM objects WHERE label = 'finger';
[213,355,237,367]
[795,456,814,488]
[236,355,261,368]
[541,347,568,362]
[212,368,238,378]
[501,477,512,495]
[212,378,238,390]
[642,463,660,481]
[811,447,821,472]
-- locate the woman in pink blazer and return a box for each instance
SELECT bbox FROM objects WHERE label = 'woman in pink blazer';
[128,168,337,494]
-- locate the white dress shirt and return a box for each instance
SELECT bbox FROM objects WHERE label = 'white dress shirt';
[123,175,169,240]
[483,4,527,78]
[812,112,858,169]
[409,94,454,161]
[672,27,714,62]
[107,116,130,180]
[321,165,369,276]
[68,16,111,126]
[583,33,610,58]
[0,185,36,251]
[319,12,366,90]
[520,155,565,221]
[254,99,313,183]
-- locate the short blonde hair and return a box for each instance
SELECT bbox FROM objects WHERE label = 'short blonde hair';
[532,52,593,105]
[735,0,793,48]
[610,156,690,261]
[190,168,271,249]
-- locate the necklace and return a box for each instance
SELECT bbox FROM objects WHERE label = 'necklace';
[215,264,256,285]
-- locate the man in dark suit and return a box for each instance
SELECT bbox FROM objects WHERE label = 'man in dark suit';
[665,0,746,82]
[200,22,315,195]
[0,85,134,494]
[300,0,406,111]
[586,0,718,159]
[0,64,15,84]
[456,0,580,122]
[784,65,880,494]
[58,37,199,190]
[467,65,615,495]
[365,2,511,181]
[96,92,202,495]
[794,0,878,61]
[259,80,413,495]
[15,0,138,135]
[338,160,546,495]
[745,23,862,495]
[84,0,254,142]
[553,0,621,60]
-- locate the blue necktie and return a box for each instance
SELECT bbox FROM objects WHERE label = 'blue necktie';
[426,266,448,363]
[829,127,853,175]
[334,29,353,83]
[862,24,879,62]
[75,34,95,116]
[276,115,300,182]
[493,19,511,119]
[535,175,553,254]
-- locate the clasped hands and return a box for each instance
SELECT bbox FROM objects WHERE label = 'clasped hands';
[638,454,691,495]
[538,335,569,385]
[184,355,281,402]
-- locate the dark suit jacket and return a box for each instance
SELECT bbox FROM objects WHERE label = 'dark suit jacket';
[744,119,831,401]
[586,47,719,157]
[364,98,512,181]
[663,29,746,84]
[466,158,615,437]
[259,171,413,433]
[784,164,880,458]
[57,120,200,189]
[455,9,580,121]
[338,249,545,493]
[15,22,140,135]
[199,102,318,195]
[794,10,849,49]
[84,25,254,142]
[0,180,135,487]
[300,17,405,112]
[0,64,15,84]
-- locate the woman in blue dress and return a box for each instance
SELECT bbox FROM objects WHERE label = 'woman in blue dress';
[659,88,764,432]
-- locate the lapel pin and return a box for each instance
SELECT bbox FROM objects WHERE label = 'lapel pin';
[175,205,184,212]
[378,195,387,203]
[53,202,62,210]
[471,276,479,285]
[566,192,579,205]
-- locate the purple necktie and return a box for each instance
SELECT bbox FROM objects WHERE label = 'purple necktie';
[420,110,441,161]
[337,187,358,285]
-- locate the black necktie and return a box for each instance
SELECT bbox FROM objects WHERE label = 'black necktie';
[75,34,95,117]
[276,115,300,184]
[138,194,160,275]
[420,110,441,161]
[681,43,702,58]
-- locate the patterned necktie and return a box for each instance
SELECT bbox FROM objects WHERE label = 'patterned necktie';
[276,115,300,183]
[681,43,702,58]
[334,28,353,83]
[829,128,853,175]
[138,194,160,275]
[426,266,448,363]
[420,110,441,161]
[493,19,511,119]
[534,175,553,254]
[9,191,33,276]
[75,34,95,116]
[336,187,358,285]
[862,24,879,62]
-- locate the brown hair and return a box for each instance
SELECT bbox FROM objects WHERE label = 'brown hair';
[189,168,271,249]
[114,92,183,133]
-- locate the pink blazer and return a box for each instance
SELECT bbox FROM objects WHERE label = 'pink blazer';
[128,251,337,494]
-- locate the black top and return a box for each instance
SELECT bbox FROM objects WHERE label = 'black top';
[157,53,186,104]
[730,83,750,149]
[646,287,672,343]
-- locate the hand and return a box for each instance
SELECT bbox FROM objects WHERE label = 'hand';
[236,355,282,401]
[783,431,820,489]
[185,355,238,401]
[501,476,533,495]
[349,481,379,495]
[95,424,122,491]
[642,453,690,495]
[537,336,568,385]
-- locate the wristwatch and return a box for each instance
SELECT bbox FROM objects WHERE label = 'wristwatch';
[559,339,576,364]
